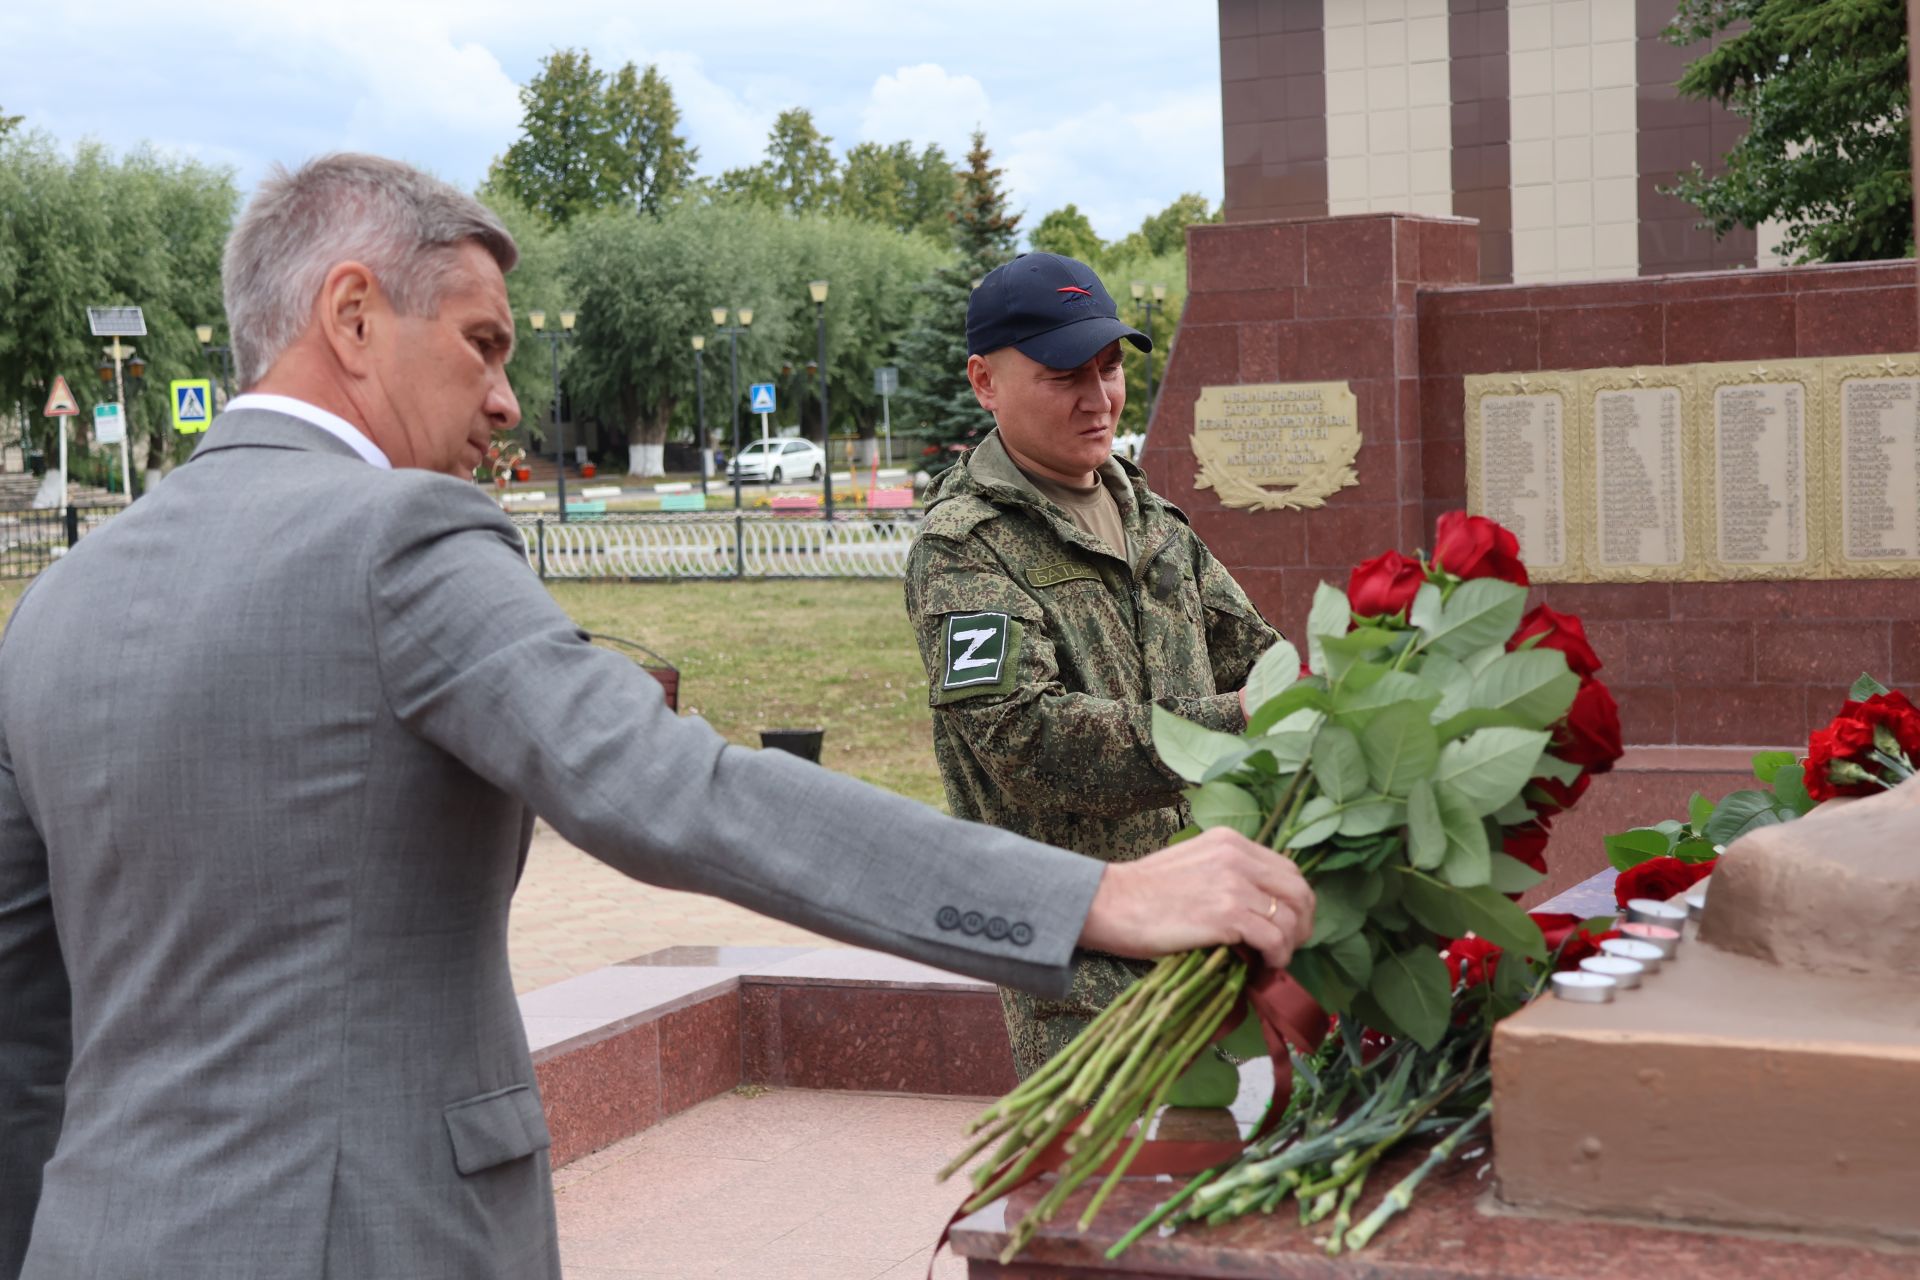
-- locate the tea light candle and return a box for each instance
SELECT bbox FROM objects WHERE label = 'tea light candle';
[1625,898,1690,928]
[1600,938,1664,972]
[1580,955,1646,989]
[1684,881,1709,919]
[1620,922,1681,958]
[1552,971,1617,1003]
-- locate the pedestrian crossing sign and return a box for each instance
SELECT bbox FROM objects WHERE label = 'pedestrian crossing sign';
[749,383,776,414]
[171,379,213,433]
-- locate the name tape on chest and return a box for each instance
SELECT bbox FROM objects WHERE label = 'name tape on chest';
[1025,562,1103,589]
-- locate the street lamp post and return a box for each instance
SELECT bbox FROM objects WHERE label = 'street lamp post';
[195,324,233,407]
[712,306,753,510]
[809,280,832,519]
[691,335,709,497]
[1130,282,1167,426]
[95,345,143,498]
[529,309,577,521]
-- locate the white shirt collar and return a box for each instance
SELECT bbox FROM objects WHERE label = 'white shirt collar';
[225,393,393,470]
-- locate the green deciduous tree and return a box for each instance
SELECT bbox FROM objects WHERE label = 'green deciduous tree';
[1028,203,1107,264]
[839,140,956,238]
[717,108,841,215]
[497,49,696,225]
[1668,0,1912,263]
[1109,191,1218,262]
[894,131,1018,451]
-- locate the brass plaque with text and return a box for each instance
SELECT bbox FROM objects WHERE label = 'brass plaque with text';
[1190,381,1362,511]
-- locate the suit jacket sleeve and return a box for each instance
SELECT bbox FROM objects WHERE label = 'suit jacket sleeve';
[366,479,1103,998]
[0,662,69,1278]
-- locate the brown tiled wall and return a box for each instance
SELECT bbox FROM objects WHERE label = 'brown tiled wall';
[1146,213,1481,647]
[1416,261,1919,744]
[1636,0,1757,272]
[1220,0,1330,221]
[1449,0,1512,283]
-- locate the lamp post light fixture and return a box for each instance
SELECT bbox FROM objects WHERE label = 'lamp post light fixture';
[195,324,233,406]
[529,308,579,521]
[713,306,753,511]
[808,280,832,519]
[1130,282,1167,427]
[691,334,709,496]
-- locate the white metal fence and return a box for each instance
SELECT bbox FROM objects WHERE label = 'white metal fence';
[509,512,922,580]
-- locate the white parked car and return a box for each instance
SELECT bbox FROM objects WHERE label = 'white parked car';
[727,437,825,483]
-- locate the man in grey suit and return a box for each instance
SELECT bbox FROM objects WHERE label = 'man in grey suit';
[0,154,1313,1279]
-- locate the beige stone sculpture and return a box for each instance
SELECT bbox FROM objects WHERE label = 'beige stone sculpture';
[1490,776,1920,1243]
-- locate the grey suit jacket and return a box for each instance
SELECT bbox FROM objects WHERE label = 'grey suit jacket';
[0,408,1103,1279]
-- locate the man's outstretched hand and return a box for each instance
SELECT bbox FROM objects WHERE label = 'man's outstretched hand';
[1076,827,1316,973]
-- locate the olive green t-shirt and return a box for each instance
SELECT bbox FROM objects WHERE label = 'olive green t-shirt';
[1020,467,1130,562]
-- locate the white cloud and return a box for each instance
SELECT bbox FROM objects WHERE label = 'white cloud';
[859,64,992,157]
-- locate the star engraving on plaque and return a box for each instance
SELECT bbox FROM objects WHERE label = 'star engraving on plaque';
[1509,376,1534,395]
[1628,370,1648,387]
[1750,366,1770,380]
[1877,356,1900,375]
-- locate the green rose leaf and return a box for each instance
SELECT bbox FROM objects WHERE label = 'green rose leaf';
[1326,930,1374,987]
[1290,795,1342,847]
[1254,708,1324,771]
[1370,945,1452,1049]
[1307,872,1370,946]
[1532,752,1584,785]
[1461,642,1508,677]
[1339,796,1405,837]
[1164,1048,1241,1108]
[1671,837,1719,863]
[1435,785,1492,886]
[1433,727,1550,816]
[1311,724,1369,802]
[1322,626,1401,657]
[1306,582,1351,677]
[1243,638,1302,727]
[1432,707,1530,742]
[1750,750,1797,785]
[1153,704,1248,784]
[1407,780,1446,870]
[1604,828,1671,871]
[1491,793,1536,827]
[1401,872,1547,961]
[1289,946,1356,1014]
[1358,702,1439,797]
[1335,669,1442,721]
[1420,652,1472,720]
[1467,649,1580,727]
[1489,851,1547,894]
[1850,672,1891,701]
[1247,682,1330,736]
[1188,780,1262,838]
[1769,761,1816,816]
[1704,788,1785,847]
[1414,578,1528,659]
[1687,791,1716,830]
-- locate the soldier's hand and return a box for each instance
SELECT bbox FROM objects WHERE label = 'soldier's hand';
[1076,828,1316,973]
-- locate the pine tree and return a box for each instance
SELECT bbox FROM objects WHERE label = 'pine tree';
[894,131,1020,454]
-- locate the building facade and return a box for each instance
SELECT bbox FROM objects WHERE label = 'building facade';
[1220,0,1781,282]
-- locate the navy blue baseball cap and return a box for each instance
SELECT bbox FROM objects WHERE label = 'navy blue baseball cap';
[967,252,1152,369]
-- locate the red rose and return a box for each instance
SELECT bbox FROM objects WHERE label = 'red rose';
[1613,856,1715,909]
[1862,691,1920,757]
[1555,679,1623,775]
[1530,912,1618,970]
[1444,936,1502,988]
[1503,820,1551,874]
[1431,512,1529,586]
[1804,715,1876,802]
[1509,604,1602,679]
[1347,550,1426,620]
[1530,770,1591,818]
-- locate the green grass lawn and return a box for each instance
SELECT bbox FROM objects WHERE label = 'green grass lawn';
[0,576,944,810]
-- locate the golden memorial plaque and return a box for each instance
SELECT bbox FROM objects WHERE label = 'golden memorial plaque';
[1466,354,1920,583]
[1190,381,1361,511]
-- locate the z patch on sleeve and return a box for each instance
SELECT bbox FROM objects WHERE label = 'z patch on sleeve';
[933,611,1021,704]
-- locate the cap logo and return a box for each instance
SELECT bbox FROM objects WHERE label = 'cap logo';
[1056,285,1094,308]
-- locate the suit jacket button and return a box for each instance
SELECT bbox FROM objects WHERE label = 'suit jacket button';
[1009,922,1033,947]
[985,916,1010,941]
[936,906,961,931]
[960,911,986,936]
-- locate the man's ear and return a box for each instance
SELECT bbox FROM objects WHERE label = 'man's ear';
[318,261,380,374]
[966,353,997,413]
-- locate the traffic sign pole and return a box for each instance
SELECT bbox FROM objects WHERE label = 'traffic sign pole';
[759,411,771,496]
[58,413,68,510]
[44,375,79,511]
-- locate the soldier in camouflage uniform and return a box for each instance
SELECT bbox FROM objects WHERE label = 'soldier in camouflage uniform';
[904,253,1283,1078]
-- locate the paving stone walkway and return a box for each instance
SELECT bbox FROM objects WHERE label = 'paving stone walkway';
[554,1088,976,1279]
[509,821,834,994]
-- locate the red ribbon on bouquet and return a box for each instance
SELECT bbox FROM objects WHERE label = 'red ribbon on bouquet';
[926,955,1330,1276]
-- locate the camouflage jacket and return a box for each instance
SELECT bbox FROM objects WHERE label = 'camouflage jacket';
[903,431,1283,1076]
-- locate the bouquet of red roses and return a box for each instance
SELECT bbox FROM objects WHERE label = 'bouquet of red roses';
[1604,673,1915,906]
[940,512,1623,1260]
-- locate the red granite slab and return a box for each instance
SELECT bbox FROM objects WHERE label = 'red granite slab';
[950,1147,1918,1278]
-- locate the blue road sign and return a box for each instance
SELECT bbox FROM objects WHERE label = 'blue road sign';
[171,379,213,433]
[749,383,777,414]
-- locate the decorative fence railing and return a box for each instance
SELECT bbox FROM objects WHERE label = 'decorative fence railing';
[509,511,922,580]
[0,506,124,578]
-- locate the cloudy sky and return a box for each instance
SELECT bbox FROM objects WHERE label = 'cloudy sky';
[3,1,1225,241]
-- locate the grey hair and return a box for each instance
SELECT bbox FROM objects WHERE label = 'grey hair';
[221,153,518,388]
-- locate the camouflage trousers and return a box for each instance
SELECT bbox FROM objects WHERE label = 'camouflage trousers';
[999,951,1155,1081]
